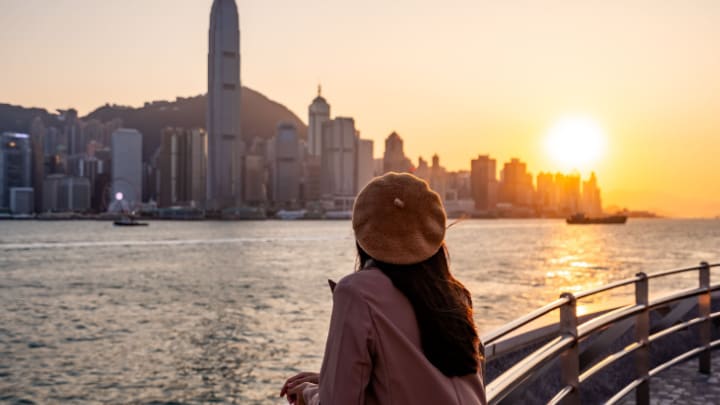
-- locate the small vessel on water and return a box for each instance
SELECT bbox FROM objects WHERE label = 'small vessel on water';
[113,216,148,226]
[566,213,627,225]
[275,209,307,220]
[324,210,352,220]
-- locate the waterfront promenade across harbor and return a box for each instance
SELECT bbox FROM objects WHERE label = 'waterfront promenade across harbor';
[484,261,720,404]
[1,219,719,403]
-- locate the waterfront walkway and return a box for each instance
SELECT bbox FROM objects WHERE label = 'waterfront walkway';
[619,354,720,405]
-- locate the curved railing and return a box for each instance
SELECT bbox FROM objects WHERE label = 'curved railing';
[482,261,720,405]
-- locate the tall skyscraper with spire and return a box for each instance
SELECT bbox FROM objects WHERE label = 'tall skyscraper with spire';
[207,0,242,209]
[308,85,330,157]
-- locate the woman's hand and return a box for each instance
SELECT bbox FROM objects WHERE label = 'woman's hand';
[280,372,319,403]
[286,381,318,405]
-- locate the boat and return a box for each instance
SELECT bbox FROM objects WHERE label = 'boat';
[275,209,307,220]
[113,216,148,226]
[566,213,627,225]
[221,206,267,220]
[324,210,352,220]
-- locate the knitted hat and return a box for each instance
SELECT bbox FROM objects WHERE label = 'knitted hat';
[352,172,446,265]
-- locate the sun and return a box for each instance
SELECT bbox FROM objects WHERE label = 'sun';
[544,116,607,172]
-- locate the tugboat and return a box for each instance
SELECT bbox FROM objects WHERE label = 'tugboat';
[113,215,148,226]
[566,213,627,225]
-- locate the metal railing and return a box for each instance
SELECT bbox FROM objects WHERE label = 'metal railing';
[482,261,720,405]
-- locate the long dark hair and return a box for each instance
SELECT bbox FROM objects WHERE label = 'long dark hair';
[357,243,482,377]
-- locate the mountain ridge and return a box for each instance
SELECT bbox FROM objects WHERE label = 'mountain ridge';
[0,86,307,162]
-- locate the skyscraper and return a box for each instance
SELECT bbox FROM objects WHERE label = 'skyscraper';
[43,175,91,212]
[29,117,46,212]
[111,129,143,209]
[499,158,534,207]
[470,155,498,211]
[321,117,357,198]
[207,0,242,210]
[356,138,374,192]
[582,172,603,216]
[159,128,207,208]
[536,172,557,215]
[308,86,330,157]
[383,132,412,173]
[0,133,32,212]
[273,123,301,206]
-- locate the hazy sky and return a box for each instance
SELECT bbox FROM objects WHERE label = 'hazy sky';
[1,0,719,216]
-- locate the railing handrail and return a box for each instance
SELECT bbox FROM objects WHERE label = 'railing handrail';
[483,297,571,345]
[574,276,641,300]
[482,262,719,345]
[484,261,719,405]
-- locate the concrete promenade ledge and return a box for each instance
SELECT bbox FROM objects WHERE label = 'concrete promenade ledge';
[619,354,720,405]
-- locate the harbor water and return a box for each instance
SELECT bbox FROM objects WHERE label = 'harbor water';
[1,219,718,403]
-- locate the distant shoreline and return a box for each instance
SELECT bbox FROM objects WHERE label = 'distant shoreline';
[0,215,697,222]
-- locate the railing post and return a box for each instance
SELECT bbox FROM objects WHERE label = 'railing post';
[559,292,580,405]
[699,261,711,375]
[635,272,650,405]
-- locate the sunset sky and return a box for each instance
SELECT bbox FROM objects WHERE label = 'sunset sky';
[1,0,719,217]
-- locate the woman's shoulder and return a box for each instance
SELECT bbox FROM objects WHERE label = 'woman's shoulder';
[336,267,391,295]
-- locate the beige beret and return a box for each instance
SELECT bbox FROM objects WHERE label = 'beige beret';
[352,172,446,265]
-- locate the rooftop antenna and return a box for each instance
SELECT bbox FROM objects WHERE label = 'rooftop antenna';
[317,83,322,97]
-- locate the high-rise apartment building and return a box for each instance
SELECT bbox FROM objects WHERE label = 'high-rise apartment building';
[207,0,242,209]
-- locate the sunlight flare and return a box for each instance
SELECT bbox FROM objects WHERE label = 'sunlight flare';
[544,116,607,172]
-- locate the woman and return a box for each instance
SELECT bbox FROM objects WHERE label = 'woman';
[281,172,486,405]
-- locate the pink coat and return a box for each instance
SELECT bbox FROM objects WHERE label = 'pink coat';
[304,267,486,405]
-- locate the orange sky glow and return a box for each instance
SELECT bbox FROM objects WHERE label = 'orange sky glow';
[1,0,719,217]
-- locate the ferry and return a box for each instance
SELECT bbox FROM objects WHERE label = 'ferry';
[566,213,627,225]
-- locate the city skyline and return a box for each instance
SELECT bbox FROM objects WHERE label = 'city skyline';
[1,1,719,216]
